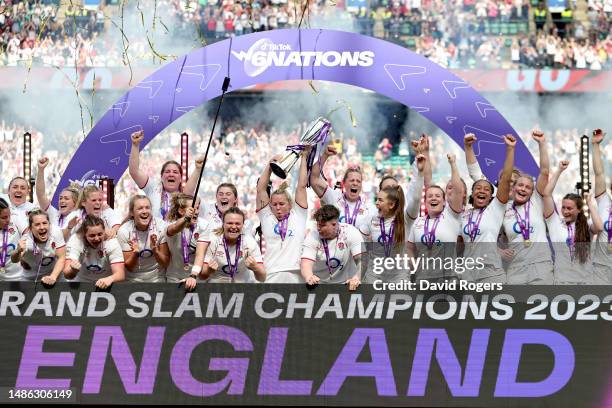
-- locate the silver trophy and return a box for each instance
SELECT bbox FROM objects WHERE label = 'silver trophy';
[270,117,332,179]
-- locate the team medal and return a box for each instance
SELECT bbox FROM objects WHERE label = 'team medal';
[524,239,531,248]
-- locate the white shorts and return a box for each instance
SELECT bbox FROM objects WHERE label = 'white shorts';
[507,261,554,285]
[593,263,612,285]
[265,270,304,284]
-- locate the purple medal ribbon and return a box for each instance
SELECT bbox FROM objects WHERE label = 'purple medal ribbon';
[321,239,333,276]
[181,225,195,267]
[423,214,441,249]
[278,214,290,241]
[512,201,531,242]
[379,217,396,257]
[286,120,331,187]
[160,190,169,220]
[566,223,576,261]
[344,196,361,226]
[467,208,485,242]
[607,209,611,246]
[0,229,8,267]
[222,235,241,281]
[58,214,65,228]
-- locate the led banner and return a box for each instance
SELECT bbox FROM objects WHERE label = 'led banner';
[1,283,611,406]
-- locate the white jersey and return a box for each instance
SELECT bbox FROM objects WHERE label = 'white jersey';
[301,223,364,283]
[45,204,79,229]
[197,203,224,244]
[198,203,254,245]
[0,220,27,281]
[20,226,66,281]
[408,205,462,279]
[404,170,425,232]
[0,193,35,226]
[66,236,124,283]
[360,214,410,250]
[257,203,307,282]
[165,218,207,282]
[204,233,263,283]
[141,177,173,221]
[545,211,594,284]
[593,192,611,270]
[501,191,552,267]
[321,188,376,232]
[117,218,167,282]
[460,198,506,270]
[69,208,122,234]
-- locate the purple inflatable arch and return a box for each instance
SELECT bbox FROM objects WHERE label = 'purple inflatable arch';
[53,28,538,202]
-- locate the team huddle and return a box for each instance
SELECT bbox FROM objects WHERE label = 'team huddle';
[0,128,610,289]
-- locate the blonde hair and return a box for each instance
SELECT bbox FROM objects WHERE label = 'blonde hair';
[122,195,151,225]
[76,185,102,209]
[61,182,81,205]
[270,182,293,205]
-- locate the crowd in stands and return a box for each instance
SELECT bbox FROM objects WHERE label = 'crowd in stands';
[1,119,605,220]
[0,0,611,69]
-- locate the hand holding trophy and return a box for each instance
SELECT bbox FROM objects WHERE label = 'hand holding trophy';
[270,117,332,179]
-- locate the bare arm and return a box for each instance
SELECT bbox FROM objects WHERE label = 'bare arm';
[586,193,604,234]
[123,250,138,272]
[463,133,484,182]
[496,135,517,204]
[294,147,311,209]
[128,130,148,189]
[543,160,569,218]
[184,156,204,196]
[35,157,50,210]
[591,129,606,197]
[46,247,66,283]
[416,134,433,188]
[153,242,171,269]
[532,130,550,196]
[405,154,426,219]
[300,258,319,285]
[309,145,336,198]
[256,159,274,212]
[447,154,464,213]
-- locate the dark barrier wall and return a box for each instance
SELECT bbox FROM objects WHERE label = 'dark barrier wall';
[0,283,611,406]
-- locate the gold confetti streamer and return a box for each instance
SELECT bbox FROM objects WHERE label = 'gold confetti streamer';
[327,100,358,128]
[22,12,51,94]
[308,80,319,94]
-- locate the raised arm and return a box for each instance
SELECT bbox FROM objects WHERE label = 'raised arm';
[184,156,204,196]
[309,144,337,198]
[586,193,604,234]
[294,146,311,209]
[405,154,426,219]
[591,128,606,197]
[543,160,569,218]
[256,156,277,212]
[532,130,550,196]
[412,134,433,188]
[447,153,465,213]
[167,207,195,237]
[35,157,50,210]
[496,135,517,204]
[464,133,485,182]
[128,130,148,189]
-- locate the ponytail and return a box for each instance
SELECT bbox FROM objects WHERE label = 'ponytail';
[382,185,406,246]
[564,194,590,265]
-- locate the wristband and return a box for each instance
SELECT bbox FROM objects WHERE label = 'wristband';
[192,265,202,274]
[189,274,198,279]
